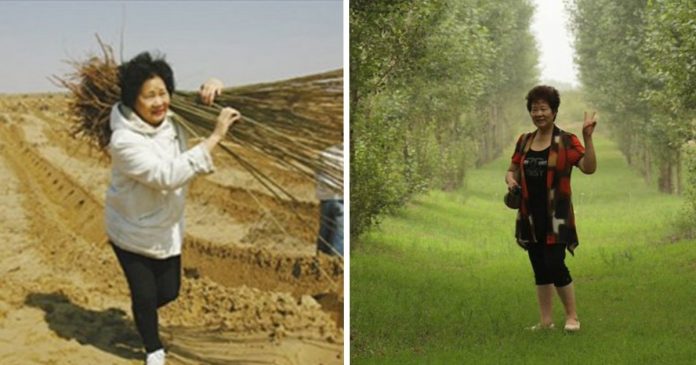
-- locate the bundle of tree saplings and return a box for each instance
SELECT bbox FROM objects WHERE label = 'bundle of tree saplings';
[53,38,344,259]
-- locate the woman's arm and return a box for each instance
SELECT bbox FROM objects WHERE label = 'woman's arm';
[506,162,520,191]
[110,131,214,191]
[111,107,241,191]
[578,111,598,174]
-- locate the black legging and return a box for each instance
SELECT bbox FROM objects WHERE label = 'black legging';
[111,243,181,353]
[527,241,572,287]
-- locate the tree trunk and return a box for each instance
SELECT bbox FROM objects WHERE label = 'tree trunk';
[658,160,673,193]
[675,153,682,195]
[644,148,652,186]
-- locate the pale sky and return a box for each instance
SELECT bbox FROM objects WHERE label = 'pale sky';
[530,0,579,87]
[0,1,342,93]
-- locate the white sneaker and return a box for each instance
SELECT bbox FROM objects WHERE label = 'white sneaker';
[146,348,166,365]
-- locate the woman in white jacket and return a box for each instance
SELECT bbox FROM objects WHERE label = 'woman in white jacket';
[106,52,240,365]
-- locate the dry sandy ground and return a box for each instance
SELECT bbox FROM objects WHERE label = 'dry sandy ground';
[0,94,343,364]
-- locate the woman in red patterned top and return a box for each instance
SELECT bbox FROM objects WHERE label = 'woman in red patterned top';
[505,85,597,332]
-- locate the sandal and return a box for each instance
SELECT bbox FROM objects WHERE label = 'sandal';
[526,323,555,331]
[564,320,580,332]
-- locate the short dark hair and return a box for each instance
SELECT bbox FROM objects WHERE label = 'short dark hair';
[118,52,175,109]
[526,85,560,117]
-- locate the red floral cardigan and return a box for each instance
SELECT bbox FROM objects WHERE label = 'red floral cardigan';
[510,126,585,254]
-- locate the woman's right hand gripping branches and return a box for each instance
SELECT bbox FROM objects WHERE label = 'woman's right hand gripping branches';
[213,107,241,139]
[204,107,241,152]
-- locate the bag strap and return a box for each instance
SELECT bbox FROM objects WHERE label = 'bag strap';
[519,132,533,155]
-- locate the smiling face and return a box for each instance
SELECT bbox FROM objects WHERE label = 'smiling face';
[529,99,556,131]
[134,76,170,126]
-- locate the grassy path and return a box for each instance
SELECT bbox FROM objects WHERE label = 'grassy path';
[351,134,696,364]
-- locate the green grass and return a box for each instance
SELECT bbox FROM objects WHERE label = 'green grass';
[350,135,696,364]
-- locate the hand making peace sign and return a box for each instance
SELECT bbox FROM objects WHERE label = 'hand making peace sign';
[583,111,598,138]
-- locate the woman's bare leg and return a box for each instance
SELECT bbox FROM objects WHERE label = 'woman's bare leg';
[556,282,579,327]
[536,284,555,326]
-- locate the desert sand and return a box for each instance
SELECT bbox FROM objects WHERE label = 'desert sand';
[0,93,343,364]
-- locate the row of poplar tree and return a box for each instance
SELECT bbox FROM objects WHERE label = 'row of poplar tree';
[350,0,539,237]
[568,0,696,219]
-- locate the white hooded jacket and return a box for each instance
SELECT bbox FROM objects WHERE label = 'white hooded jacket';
[105,103,214,259]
